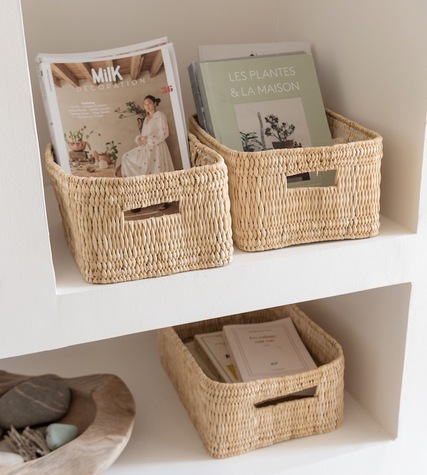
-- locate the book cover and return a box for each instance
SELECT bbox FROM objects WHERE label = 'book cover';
[195,52,335,187]
[222,318,317,382]
[192,43,310,136]
[37,40,190,177]
[194,331,239,383]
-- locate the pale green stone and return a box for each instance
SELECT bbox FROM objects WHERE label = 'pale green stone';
[46,423,79,450]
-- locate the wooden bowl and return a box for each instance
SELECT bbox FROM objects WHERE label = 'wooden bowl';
[0,371,135,474]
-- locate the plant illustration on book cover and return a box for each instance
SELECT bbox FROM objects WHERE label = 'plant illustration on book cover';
[241,112,302,152]
[239,108,310,182]
[37,39,190,177]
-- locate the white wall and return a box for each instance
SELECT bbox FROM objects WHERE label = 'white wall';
[0,1,56,338]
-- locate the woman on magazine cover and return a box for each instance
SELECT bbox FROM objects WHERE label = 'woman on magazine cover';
[116,95,175,177]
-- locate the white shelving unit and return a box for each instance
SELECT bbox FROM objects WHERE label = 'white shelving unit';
[1,1,426,474]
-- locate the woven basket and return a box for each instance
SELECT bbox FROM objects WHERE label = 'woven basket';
[45,133,233,284]
[158,304,345,458]
[189,109,382,251]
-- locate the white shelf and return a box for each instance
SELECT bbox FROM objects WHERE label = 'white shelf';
[25,179,414,357]
[0,330,390,475]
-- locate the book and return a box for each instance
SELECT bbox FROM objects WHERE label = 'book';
[37,39,190,177]
[193,52,335,187]
[222,318,317,382]
[188,61,209,132]
[194,41,310,137]
[198,41,311,61]
[193,331,239,383]
[185,340,217,381]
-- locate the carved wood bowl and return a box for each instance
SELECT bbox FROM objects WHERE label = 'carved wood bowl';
[0,371,136,474]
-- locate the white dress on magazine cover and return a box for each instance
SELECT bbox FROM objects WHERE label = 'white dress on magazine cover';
[121,110,174,176]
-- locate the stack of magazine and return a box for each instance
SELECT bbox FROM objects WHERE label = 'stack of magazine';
[37,37,190,178]
[188,41,335,187]
[188,317,317,396]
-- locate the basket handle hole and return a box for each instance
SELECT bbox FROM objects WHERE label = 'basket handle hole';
[288,172,311,183]
[287,170,337,188]
[254,387,317,408]
[124,201,180,221]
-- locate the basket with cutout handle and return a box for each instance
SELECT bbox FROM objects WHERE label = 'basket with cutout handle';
[158,304,345,458]
[45,133,233,284]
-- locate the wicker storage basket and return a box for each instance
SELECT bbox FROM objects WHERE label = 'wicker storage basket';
[189,109,382,252]
[45,133,233,284]
[158,304,344,458]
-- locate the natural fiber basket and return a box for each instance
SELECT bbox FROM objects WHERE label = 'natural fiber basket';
[189,109,382,251]
[158,304,344,458]
[45,133,233,284]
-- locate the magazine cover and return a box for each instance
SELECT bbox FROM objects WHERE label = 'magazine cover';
[37,40,190,177]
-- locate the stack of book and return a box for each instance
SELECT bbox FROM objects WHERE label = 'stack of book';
[188,41,335,188]
[188,317,317,391]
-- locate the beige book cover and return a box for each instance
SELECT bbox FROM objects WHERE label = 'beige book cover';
[222,318,317,382]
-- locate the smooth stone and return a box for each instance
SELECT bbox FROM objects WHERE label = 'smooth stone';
[46,423,79,450]
[0,451,25,467]
[0,377,71,430]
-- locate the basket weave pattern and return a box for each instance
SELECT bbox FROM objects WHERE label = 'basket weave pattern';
[158,305,345,458]
[45,134,233,284]
[189,110,382,251]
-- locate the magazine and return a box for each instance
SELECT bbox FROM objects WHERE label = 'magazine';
[37,38,190,177]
